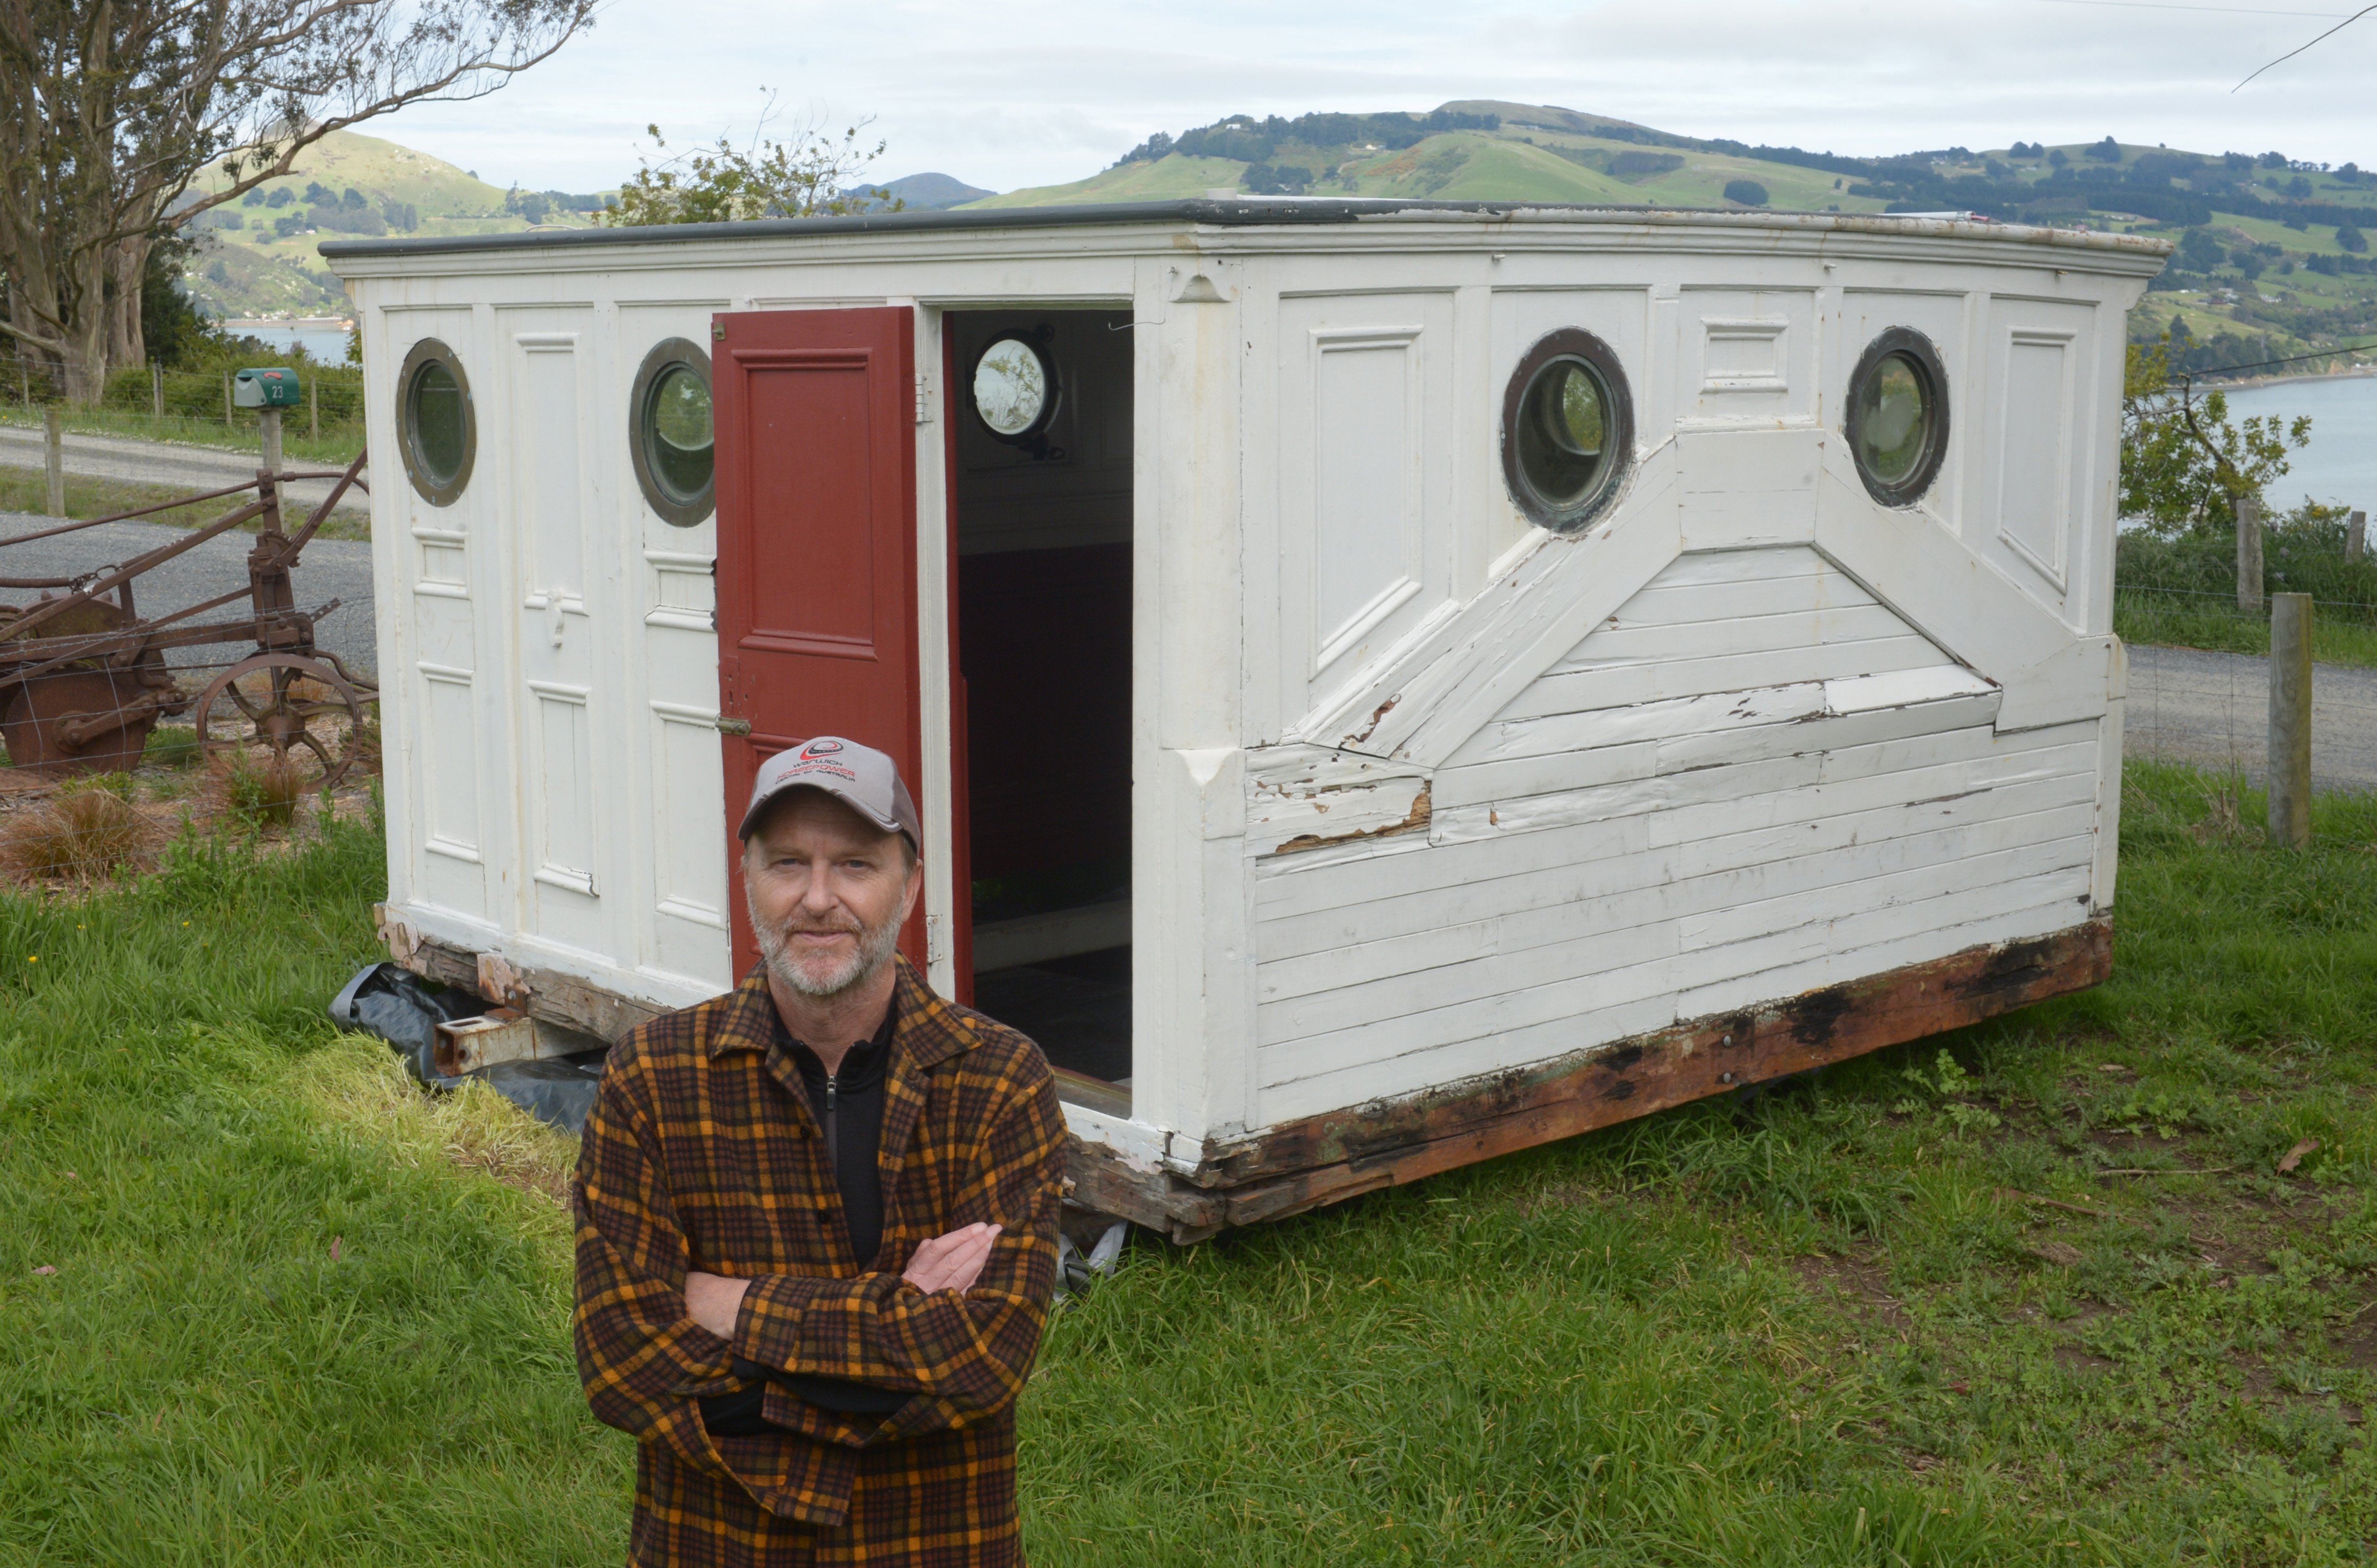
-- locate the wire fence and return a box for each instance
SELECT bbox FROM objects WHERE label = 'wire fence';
[1,350,366,461]
[2115,584,2377,797]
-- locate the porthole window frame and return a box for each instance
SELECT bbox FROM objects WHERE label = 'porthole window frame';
[969,328,1064,460]
[396,337,476,508]
[629,337,717,527]
[1845,326,1950,508]
[1500,328,1634,535]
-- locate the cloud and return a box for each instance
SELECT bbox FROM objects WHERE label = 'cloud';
[385,0,2376,193]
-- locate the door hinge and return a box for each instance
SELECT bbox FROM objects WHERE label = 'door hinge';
[711,321,726,341]
[914,372,931,426]
[926,913,946,967]
[715,716,752,735]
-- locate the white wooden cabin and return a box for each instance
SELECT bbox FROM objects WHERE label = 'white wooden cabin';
[324,201,2161,1238]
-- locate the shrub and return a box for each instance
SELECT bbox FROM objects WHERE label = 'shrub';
[220,750,307,831]
[1723,179,1769,207]
[2339,222,2367,253]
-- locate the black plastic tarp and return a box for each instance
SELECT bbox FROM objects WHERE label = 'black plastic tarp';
[329,962,607,1134]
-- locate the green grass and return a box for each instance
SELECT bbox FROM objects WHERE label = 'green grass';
[0,815,623,1563]
[0,406,366,469]
[0,464,370,538]
[6,766,2376,1562]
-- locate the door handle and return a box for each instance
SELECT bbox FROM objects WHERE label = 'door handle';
[716,716,752,735]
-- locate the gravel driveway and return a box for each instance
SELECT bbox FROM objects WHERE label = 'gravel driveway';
[2126,643,2377,792]
[0,508,377,679]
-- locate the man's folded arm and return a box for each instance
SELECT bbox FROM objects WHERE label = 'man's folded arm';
[730,1072,1066,1435]
[572,1068,745,1478]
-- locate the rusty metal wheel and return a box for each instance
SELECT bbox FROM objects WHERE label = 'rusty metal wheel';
[196,653,368,789]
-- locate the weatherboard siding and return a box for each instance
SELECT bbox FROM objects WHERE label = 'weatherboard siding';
[1247,547,2102,1126]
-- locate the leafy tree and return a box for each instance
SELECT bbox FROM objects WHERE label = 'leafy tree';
[603,105,898,226]
[2120,336,2309,536]
[1722,179,1769,206]
[2339,222,2368,253]
[0,0,594,403]
[2085,136,2123,162]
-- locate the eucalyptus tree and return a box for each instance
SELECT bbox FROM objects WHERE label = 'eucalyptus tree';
[0,0,595,402]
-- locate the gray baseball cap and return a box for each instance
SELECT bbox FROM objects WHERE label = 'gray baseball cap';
[739,736,921,850]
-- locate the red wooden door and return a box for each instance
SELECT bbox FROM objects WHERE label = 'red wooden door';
[714,307,924,979]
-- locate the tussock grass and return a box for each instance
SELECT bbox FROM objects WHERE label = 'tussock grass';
[217,749,307,829]
[0,776,158,881]
[4,765,2374,1564]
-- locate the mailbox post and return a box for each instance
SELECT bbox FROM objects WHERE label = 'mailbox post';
[233,366,303,475]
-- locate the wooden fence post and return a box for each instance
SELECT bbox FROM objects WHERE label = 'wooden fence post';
[2349,509,2367,563]
[42,407,64,517]
[2236,496,2264,612]
[2268,592,2313,848]
[309,376,319,443]
[222,369,233,428]
[150,360,163,419]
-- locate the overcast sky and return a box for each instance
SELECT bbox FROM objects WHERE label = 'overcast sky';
[387,0,2377,196]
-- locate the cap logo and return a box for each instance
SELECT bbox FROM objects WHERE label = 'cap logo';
[799,739,844,758]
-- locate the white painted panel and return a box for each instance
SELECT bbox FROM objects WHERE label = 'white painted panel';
[520,337,586,598]
[651,702,729,931]
[1310,332,1423,674]
[1679,289,1816,428]
[1271,293,1457,729]
[532,683,597,896]
[419,666,481,862]
[1996,332,2073,589]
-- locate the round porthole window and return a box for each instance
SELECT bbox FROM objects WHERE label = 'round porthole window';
[1502,329,1633,533]
[970,331,1063,458]
[397,339,474,507]
[630,338,716,526]
[1846,328,1949,507]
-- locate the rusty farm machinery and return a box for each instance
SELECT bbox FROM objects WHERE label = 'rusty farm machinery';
[0,452,376,782]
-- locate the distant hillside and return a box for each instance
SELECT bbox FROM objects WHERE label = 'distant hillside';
[957,102,2377,375]
[177,129,599,318]
[869,172,995,210]
[957,100,2377,234]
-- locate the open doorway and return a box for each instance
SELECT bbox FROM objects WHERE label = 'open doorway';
[946,309,1133,1110]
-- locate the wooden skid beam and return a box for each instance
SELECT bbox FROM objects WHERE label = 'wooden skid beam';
[373,907,2109,1244]
[1067,919,2109,1238]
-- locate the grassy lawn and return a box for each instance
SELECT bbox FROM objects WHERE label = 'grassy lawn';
[2116,589,2377,668]
[0,407,366,469]
[7,762,2375,1563]
[0,465,370,540]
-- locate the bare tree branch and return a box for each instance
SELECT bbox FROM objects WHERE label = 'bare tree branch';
[0,0,596,400]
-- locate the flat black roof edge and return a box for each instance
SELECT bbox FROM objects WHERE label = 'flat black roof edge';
[318,198,2141,262]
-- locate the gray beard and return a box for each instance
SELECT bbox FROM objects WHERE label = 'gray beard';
[750,892,904,999]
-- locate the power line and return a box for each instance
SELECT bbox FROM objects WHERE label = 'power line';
[2036,0,2347,15]
[2235,0,2377,86]
[2181,339,2377,378]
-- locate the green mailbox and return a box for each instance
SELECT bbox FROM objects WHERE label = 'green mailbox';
[233,366,302,408]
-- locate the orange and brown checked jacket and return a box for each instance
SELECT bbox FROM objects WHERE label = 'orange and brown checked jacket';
[573,957,1066,1566]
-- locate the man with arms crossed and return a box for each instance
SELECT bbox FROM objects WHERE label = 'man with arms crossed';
[574,737,1066,1565]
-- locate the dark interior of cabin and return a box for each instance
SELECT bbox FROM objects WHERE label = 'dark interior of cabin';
[946,309,1133,1107]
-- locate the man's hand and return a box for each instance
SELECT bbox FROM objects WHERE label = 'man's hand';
[685,1225,999,1332]
[685,1271,751,1338]
[901,1222,1002,1295]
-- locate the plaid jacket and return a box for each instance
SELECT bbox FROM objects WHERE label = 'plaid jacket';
[573,958,1066,1565]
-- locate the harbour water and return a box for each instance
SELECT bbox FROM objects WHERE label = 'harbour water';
[217,320,354,363]
[2222,373,2377,515]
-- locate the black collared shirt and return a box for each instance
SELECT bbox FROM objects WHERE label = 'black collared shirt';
[700,994,907,1435]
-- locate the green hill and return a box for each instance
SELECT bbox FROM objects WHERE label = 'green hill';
[956,103,2377,376]
[177,128,599,319]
